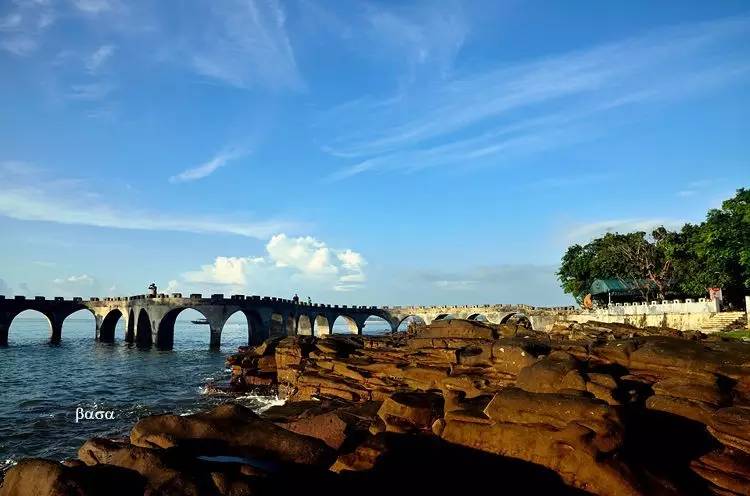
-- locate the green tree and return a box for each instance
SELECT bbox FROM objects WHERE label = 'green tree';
[558,189,750,307]
[691,188,750,306]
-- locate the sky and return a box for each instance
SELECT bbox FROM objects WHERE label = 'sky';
[0,0,748,306]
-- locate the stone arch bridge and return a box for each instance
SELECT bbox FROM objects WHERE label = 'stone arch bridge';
[0,294,574,349]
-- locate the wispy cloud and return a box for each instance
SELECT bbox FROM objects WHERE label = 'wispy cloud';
[0,0,55,56]
[169,148,247,183]
[321,16,750,180]
[406,264,566,304]
[363,1,468,82]
[0,12,23,31]
[564,218,686,243]
[188,0,303,90]
[0,36,37,56]
[85,44,115,73]
[53,274,95,285]
[67,82,115,100]
[71,0,115,15]
[675,178,724,198]
[0,161,297,239]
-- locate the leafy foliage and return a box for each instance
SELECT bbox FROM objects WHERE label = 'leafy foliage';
[558,188,750,306]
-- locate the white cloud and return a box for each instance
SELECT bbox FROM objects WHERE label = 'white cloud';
[267,234,337,275]
[169,148,246,183]
[85,44,115,72]
[32,260,57,267]
[51,274,99,298]
[0,161,297,238]
[164,280,179,293]
[184,256,264,286]
[433,279,476,291]
[53,274,95,285]
[182,234,367,292]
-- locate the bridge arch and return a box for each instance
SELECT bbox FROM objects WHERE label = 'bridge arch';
[467,313,488,321]
[135,308,153,347]
[332,315,359,334]
[62,308,96,342]
[434,313,456,321]
[499,312,531,328]
[222,309,263,347]
[297,314,313,336]
[98,308,124,342]
[397,315,427,331]
[313,315,330,335]
[270,312,294,337]
[156,307,211,349]
[7,309,52,345]
[362,315,393,335]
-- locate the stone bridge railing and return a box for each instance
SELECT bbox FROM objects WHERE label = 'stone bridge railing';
[0,294,576,348]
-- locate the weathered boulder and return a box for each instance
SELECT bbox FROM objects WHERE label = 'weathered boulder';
[516,351,583,393]
[275,410,349,449]
[628,337,750,382]
[0,459,145,496]
[646,376,726,425]
[77,438,206,494]
[441,387,643,495]
[377,392,444,433]
[690,447,750,496]
[130,403,335,467]
[707,407,750,454]
[415,319,498,340]
[330,435,389,473]
[490,338,544,376]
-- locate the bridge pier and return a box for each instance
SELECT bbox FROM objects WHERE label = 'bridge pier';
[0,316,9,346]
[209,326,222,350]
[49,316,63,345]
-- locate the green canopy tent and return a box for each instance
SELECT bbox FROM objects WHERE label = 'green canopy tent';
[590,278,653,305]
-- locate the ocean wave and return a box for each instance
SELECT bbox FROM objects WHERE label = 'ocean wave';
[235,393,285,413]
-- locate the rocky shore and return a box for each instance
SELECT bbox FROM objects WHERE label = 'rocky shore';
[2,319,749,495]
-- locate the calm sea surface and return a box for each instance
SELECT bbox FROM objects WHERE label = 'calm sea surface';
[0,311,390,471]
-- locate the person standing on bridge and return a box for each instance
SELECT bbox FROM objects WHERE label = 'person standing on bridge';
[292,293,299,304]
[307,296,312,305]
[148,283,157,297]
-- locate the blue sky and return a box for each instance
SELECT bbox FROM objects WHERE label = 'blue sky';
[0,0,748,306]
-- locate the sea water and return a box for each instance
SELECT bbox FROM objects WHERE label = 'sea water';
[0,312,391,471]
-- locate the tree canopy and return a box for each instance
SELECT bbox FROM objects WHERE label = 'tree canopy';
[558,188,750,306]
